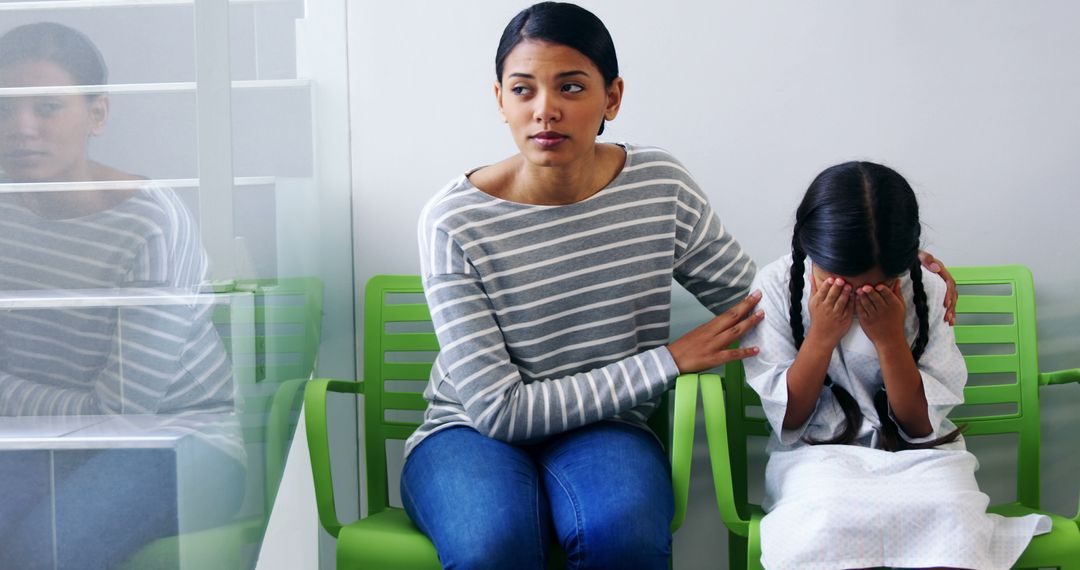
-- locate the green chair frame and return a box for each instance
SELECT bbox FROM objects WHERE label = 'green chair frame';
[306,274,701,568]
[700,264,1080,569]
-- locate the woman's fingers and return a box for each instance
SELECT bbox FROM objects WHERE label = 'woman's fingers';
[711,290,762,331]
[712,345,760,364]
[920,250,957,325]
[715,309,765,344]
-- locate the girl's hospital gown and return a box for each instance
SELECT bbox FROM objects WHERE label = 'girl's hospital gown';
[741,255,1050,570]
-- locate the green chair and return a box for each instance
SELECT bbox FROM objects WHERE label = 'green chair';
[700,264,1080,569]
[305,274,701,568]
[120,277,324,569]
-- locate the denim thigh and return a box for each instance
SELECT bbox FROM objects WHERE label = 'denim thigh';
[537,421,673,570]
[401,426,550,570]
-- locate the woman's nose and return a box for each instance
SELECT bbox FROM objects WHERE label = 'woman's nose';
[1,103,40,137]
[532,92,560,124]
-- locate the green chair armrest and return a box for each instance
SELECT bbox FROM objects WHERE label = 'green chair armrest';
[305,378,364,538]
[699,373,752,538]
[1039,368,1080,386]
[670,374,699,533]
[265,378,309,509]
[1038,369,1080,524]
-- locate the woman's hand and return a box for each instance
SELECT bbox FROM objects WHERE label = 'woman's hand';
[667,291,764,374]
[918,250,957,325]
[856,281,908,347]
[806,277,853,348]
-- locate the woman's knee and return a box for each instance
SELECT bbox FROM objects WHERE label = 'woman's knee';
[401,427,550,569]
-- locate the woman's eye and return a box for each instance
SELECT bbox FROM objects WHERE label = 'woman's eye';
[562,83,584,93]
[34,101,62,117]
[511,85,531,96]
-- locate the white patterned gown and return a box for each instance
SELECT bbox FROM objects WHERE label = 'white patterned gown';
[740,255,1050,570]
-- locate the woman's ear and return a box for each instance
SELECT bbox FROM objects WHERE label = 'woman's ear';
[494,81,507,123]
[603,76,623,121]
[88,95,109,136]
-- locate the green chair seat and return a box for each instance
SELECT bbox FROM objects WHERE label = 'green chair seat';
[336,508,440,569]
[989,503,1080,569]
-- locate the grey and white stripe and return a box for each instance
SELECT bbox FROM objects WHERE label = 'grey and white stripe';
[406,144,756,456]
[0,184,238,458]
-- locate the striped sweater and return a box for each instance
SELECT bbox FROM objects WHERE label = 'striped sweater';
[406,144,756,457]
[0,185,234,418]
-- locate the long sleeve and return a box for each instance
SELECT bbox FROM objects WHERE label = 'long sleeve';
[671,168,755,314]
[421,229,678,443]
[741,257,847,446]
[890,271,966,444]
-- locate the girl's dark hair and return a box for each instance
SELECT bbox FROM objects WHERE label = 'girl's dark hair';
[0,22,108,92]
[789,161,961,451]
[495,2,618,135]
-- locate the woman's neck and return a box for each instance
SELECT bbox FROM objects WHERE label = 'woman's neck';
[18,160,143,219]
[494,143,623,206]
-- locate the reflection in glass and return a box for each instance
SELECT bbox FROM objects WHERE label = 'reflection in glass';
[0,22,244,569]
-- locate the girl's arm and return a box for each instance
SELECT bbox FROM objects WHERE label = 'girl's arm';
[783,277,854,429]
[741,259,853,445]
[856,282,932,437]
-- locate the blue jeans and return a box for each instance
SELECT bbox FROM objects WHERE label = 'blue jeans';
[401,421,673,570]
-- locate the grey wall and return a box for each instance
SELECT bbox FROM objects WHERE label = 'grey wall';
[348,1,1080,568]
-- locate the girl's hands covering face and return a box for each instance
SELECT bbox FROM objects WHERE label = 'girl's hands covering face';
[855,281,907,346]
[808,276,853,348]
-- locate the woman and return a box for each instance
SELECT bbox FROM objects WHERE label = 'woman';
[0,22,242,569]
[402,3,957,569]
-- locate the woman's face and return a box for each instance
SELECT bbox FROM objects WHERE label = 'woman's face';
[495,40,622,168]
[0,59,107,182]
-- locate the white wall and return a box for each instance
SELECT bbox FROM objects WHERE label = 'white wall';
[348,1,1080,568]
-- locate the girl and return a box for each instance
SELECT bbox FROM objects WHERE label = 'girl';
[741,161,1049,569]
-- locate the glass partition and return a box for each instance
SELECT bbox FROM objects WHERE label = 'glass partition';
[0,1,354,568]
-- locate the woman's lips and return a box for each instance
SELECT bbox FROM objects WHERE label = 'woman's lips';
[531,131,567,149]
[3,149,48,160]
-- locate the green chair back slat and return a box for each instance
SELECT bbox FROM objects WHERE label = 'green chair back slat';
[382,333,441,351]
[963,354,1019,374]
[955,294,1017,313]
[953,324,1017,344]
[962,384,1021,406]
[383,392,429,411]
[382,304,433,322]
[381,362,434,380]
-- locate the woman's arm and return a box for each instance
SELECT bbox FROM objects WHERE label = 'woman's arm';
[425,270,679,441]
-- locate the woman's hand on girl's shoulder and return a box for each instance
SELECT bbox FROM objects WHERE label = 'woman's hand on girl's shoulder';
[918,250,957,326]
[667,292,764,374]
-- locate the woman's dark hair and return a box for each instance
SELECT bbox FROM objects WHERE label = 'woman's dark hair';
[495,2,618,135]
[0,22,108,93]
[789,161,962,452]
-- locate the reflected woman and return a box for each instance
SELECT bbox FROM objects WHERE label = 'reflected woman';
[0,22,243,569]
